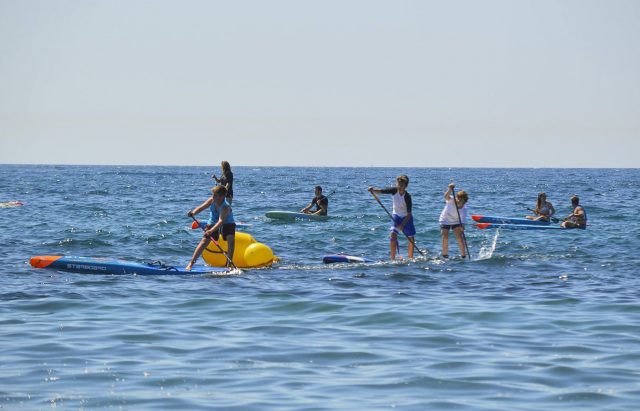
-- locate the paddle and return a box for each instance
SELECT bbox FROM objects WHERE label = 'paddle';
[525,207,561,223]
[189,215,237,269]
[368,190,426,257]
[450,185,471,260]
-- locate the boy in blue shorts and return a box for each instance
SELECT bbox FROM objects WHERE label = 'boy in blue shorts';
[368,175,415,260]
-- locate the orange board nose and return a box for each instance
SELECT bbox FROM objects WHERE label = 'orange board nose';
[30,255,62,269]
[191,220,200,229]
[476,223,491,229]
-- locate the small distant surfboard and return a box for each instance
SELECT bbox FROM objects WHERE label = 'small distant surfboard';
[323,255,373,264]
[266,211,329,221]
[0,201,24,208]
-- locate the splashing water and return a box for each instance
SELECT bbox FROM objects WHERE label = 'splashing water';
[476,229,500,260]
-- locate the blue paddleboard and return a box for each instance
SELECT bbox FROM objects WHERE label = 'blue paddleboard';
[323,255,374,264]
[475,223,564,230]
[30,256,230,275]
[472,215,551,226]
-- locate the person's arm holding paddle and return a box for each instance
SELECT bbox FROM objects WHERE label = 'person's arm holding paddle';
[187,198,213,220]
[300,200,313,214]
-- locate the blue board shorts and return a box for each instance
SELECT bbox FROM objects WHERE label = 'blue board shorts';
[205,223,236,240]
[391,214,416,237]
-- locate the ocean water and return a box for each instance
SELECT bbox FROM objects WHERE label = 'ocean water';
[1,165,639,410]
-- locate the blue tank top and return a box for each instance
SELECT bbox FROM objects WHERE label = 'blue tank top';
[207,199,234,225]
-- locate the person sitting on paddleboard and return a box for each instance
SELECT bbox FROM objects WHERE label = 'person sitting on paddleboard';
[368,175,415,260]
[526,192,556,222]
[561,195,587,229]
[212,161,234,206]
[186,185,236,270]
[301,186,328,216]
[439,183,468,259]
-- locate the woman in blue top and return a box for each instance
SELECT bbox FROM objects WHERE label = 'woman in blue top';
[186,185,236,270]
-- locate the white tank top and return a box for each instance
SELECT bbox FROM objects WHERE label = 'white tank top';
[392,192,408,217]
[439,198,467,225]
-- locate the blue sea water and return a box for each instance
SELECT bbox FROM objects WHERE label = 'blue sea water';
[1,165,639,410]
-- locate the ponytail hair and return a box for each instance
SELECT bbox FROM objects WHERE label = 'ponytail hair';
[536,192,546,210]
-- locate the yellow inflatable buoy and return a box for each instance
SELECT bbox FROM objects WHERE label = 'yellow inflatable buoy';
[201,231,276,268]
[243,243,275,268]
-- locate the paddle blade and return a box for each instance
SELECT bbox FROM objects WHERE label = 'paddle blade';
[30,255,62,269]
[191,220,201,230]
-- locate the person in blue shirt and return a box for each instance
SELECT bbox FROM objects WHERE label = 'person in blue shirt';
[185,185,236,270]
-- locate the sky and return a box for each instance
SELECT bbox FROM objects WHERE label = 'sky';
[0,0,638,167]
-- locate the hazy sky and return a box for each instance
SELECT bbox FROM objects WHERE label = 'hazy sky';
[1,0,638,167]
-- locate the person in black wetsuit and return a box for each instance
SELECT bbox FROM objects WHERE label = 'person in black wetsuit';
[301,186,328,216]
[212,161,234,206]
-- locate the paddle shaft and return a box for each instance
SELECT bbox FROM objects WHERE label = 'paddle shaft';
[369,190,426,257]
[450,186,471,260]
[189,215,237,269]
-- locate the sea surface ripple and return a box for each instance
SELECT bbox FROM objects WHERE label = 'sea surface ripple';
[1,165,639,410]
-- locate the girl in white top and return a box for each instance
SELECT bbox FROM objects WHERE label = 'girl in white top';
[439,183,469,259]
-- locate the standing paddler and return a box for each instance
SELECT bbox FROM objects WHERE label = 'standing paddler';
[439,183,469,259]
[185,185,236,270]
[368,175,417,260]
